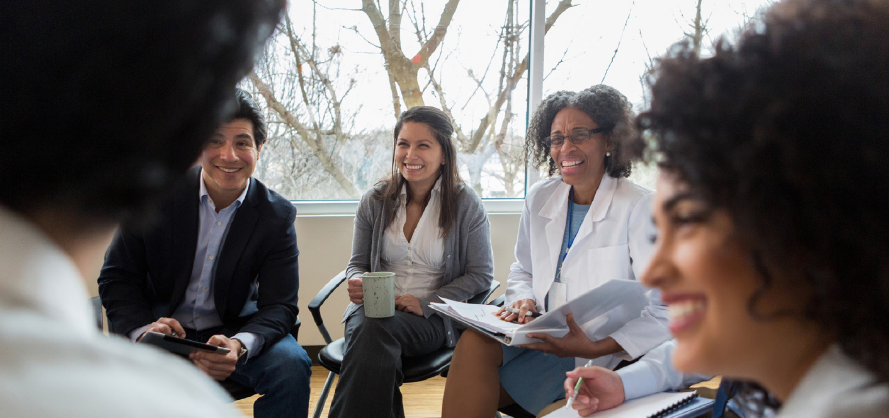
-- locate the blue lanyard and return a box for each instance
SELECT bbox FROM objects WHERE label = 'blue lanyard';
[555,187,580,282]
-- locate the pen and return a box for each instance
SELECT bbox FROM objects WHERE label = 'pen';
[504,307,542,318]
[565,360,595,408]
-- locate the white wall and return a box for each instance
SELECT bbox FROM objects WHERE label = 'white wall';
[294,212,520,346]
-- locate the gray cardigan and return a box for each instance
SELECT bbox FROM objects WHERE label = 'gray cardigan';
[343,182,495,347]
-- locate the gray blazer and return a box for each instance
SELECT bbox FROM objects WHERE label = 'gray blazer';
[343,182,495,347]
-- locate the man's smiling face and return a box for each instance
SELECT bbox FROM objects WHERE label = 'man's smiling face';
[200,118,262,202]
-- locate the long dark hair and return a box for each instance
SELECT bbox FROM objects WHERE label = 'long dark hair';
[373,106,463,238]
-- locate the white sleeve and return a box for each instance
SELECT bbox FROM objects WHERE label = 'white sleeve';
[505,194,535,305]
[617,340,712,400]
[127,324,152,343]
[609,193,671,359]
[231,331,264,361]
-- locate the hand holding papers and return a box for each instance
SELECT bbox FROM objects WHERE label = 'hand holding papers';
[429,280,648,346]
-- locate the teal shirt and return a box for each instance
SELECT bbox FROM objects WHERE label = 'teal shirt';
[546,202,590,310]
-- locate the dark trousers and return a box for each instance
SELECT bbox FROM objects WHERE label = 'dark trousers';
[328,307,447,418]
[187,327,313,418]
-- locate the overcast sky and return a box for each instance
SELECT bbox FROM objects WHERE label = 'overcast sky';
[286,0,773,133]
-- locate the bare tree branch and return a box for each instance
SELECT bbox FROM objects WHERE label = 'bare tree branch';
[601,0,635,83]
[386,66,402,121]
[345,24,381,49]
[464,0,574,154]
[248,73,359,197]
[388,0,403,53]
[310,0,361,12]
[691,0,704,55]
[414,0,460,66]
[423,63,469,148]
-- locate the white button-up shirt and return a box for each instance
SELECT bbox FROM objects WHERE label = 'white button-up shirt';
[0,206,240,417]
[380,178,446,301]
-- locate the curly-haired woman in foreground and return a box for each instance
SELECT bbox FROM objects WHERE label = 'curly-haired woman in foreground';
[621,0,889,416]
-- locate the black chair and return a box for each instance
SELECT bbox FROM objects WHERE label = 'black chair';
[308,270,500,418]
[92,296,300,401]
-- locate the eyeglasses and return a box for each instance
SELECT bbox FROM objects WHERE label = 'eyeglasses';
[545,127,609,148]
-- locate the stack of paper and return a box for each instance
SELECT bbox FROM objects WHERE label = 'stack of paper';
[429,279,647,346]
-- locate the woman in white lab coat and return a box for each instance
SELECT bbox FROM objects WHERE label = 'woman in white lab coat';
[442,85,671,418]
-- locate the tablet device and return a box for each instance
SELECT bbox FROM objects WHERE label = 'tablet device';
[139,331,231,356]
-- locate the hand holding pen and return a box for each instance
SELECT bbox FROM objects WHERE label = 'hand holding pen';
[564,362,626,416]
[494,298,539,323]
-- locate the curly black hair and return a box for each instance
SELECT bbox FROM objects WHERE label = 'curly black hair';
[0,0,284,225]
[525,85,636,178]
[638,0,889,413]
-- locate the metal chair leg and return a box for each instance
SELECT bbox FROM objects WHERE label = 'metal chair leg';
[312,371,336,418]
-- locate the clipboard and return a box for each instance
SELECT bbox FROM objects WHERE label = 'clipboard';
[430,279,648,345]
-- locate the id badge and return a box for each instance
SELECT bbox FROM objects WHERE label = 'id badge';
[548,281,568,310]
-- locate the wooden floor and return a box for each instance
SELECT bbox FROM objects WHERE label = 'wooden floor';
[233,366,447,418]
[232,366,722,418]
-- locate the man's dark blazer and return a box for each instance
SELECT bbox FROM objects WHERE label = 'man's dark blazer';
[98,168,299,355]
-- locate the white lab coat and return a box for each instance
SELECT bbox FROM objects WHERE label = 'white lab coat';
[505,175,670,369]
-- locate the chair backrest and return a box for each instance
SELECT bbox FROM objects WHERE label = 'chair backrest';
[488,293,506,307]
[468,280,500,305]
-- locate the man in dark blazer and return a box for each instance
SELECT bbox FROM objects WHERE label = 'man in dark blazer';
[99,90,312,418]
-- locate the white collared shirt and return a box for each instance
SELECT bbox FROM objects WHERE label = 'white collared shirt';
[778,345,889,418]
[0,206,240,417]
[380,178,446,301]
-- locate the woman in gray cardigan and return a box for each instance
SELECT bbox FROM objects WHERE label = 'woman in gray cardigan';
[328,106,495,418]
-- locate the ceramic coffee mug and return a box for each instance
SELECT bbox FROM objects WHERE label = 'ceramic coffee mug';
[361,272,396,318]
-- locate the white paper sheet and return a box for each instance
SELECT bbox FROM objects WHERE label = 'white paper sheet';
[432,279,647,346]
[430,300,523,334]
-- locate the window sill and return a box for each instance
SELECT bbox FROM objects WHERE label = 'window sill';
[292,198,524,217]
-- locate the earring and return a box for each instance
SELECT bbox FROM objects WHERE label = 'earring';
[606,152,611,157]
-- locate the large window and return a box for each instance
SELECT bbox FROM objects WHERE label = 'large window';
[540,0,773,190]
[247,0,531,200]
[247,0,772,200]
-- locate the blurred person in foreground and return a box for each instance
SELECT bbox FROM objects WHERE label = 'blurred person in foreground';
[0,1,284,416]
[566,0,889,416]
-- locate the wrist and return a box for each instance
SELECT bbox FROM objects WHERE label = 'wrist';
[582,338,603,359]
[582,337,615,359]
[232,338,248,361]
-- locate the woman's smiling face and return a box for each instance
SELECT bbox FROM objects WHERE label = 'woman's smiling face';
[641,172,826,387]
[548,107,609,188]
[395,121,444,189]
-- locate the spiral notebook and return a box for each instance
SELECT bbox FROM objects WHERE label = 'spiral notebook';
[543,391,713,418]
